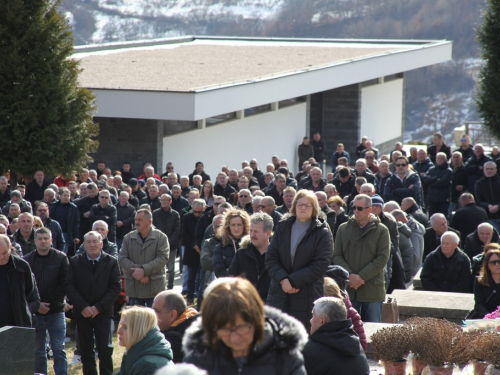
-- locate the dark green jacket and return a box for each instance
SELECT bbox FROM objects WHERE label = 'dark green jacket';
[333,214,390,302]
[118,327,173,375]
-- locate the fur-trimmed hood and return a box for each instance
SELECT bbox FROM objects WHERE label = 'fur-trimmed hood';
[182,305,308,359]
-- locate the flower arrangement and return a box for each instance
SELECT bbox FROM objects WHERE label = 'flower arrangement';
[371,325,411,363]
[469,332,500,370]
[484,306,500,319]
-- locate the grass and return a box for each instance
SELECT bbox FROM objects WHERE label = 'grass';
[47,330,126,375]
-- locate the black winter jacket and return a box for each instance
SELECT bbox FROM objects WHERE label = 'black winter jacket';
[475,174,500,219]
[49,201,80,243]
[12,228,37,255]
[465,154,493,193]
[65,251,121,319]
[303,320,369,375]
[421,247,471,293]
[451,165,468,203]
[161,309,199,363]
[213,238,241,278]
[3,255,40,327]
[422,163,452,203]
[423,227,461,261]
[214,183,236,201]
[384,171,423,206]
[24,249,68,315]
[450,203,489,246]
[266,215,333,330]
[463,228,500,260]
[473,277,500,319]
[115,202,136,240]
[89,203,117,242]
[181,212,200,267]
[229,235,271,301]
[152,207,180,250]
[76,195,99,239]
[183,306,308,375]
[427,143,451,164]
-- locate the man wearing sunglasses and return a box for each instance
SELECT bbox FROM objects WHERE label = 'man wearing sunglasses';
[333,194,390,323]
[420,231,471,293]
[384,156,423,207]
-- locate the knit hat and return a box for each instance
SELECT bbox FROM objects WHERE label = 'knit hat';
[371,194,384,207]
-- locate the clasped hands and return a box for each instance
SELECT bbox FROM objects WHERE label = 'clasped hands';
[81,306,100,318]
[348,273,365,290]
[132,267,149,284]
[281,278,300,294]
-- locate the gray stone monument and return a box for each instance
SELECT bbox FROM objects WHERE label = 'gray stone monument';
[0,326,35,375]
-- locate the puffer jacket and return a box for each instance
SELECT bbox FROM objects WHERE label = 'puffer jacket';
[266,215,333,330]
[383,171,423,206]
[213,237,241,278]
[200,235,220,272]
[333,214,390,302]
[406,217,425,276]
[183,306,308,375]
[397,222,414,282]
[229,235,271,301]
[117,327,173,375]
[422,162,452,203]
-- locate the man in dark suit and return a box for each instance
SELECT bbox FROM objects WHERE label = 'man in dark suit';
[66,230,121,375]
[423,213,461,261]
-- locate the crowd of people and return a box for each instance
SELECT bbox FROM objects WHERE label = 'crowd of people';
[1,131,500,374]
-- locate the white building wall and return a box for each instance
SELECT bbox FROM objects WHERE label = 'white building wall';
[163,103,307,179]
[360,79,404,147]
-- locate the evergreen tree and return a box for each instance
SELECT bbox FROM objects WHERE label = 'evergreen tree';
[476,0,500,139]
[0,0,99,183]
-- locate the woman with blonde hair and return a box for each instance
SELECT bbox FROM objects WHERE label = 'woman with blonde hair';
[117,306,173,375]
[212,209,250,277]
[266,189,333,330]
[183,277,307,374]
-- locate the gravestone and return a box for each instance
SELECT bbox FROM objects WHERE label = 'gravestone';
[0,326,35,375]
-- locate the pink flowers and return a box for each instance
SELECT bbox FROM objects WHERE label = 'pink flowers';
[484,306,500,320]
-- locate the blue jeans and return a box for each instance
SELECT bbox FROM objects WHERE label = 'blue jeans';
[116,239,123,251]
[129,297,154,307]
[351,300,383,323]
[489,218,500,233]
[35,312,67,375]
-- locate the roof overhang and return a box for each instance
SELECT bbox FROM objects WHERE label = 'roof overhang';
[73,36,452,121]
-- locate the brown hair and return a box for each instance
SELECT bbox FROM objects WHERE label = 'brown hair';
[328,195,346,210]
[201,278,265,349]
[217,209,250,246]
[478,245,500,286]
[324,277,343,299]
[290,189,320,218]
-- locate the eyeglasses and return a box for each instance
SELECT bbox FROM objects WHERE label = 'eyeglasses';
[365,156,374,159]
[216,324,252,338]
[297,203,312,209]
[395,164,407,167]
[354,206,371,211]
[489,259,500,266]
[460,139,468,142]
[193,210,203,215]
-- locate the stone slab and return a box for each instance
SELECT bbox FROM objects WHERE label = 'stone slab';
[389,289,474,319]
[0,326,35,375]
[412,268,423,290]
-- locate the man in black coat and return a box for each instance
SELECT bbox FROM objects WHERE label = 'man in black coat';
[24,227,69,375]
[153,290,199,363]
[475,161,500,232]
[213,172,236,202]
[140,184,161,212]
[65,230,121,375]
[89,189,117,243]
[463,223,498,260]
[331,167,355,199]
[465,144,493,195]
[115,191,136,250]
[25,170,50,207]
[229,212,272,301]
[423,213,461,261]
[49,188,80,255]
[453,134,474,163]
[421,231,471,293]
[427,133,452,164]
[315,192,336,235]
[188,162,211,185]
[310,132,325,170]
[450,193,489,245]
[303,297,369,375]
[153,194,181,290]
[77,183,99,242]
[0,233,40,329]
[422,152,453,217]
[401,197,429,228]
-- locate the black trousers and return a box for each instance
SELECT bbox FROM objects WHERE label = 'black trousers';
[77,316,114,375]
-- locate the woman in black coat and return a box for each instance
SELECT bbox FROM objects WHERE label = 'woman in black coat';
[266,190,334,330]
[473,246,500,318]
[212,209,250,277]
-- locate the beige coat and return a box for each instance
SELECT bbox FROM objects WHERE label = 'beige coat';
[119,227,169,299]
